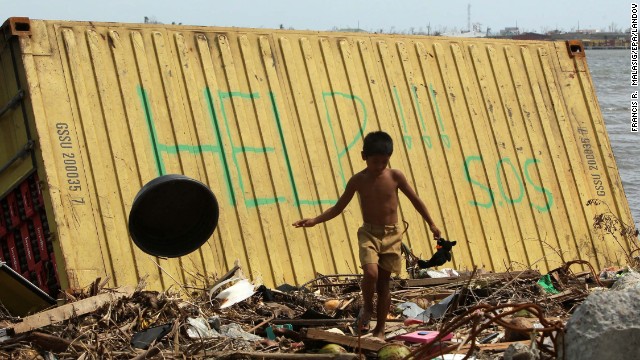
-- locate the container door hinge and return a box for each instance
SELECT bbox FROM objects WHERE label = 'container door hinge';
[0,140,35,175]
[0,89,25,120]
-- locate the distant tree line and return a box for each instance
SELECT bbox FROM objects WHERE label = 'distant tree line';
[144,16,182,25]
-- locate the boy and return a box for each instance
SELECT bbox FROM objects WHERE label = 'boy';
[292,131,441,339]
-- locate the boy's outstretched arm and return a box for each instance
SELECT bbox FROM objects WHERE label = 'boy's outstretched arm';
[395,170,442,239]
[292,177,358,228]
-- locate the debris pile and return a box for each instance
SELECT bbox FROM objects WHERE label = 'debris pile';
[2,259,636,359]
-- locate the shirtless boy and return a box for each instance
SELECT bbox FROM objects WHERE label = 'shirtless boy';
[293,131,441,339]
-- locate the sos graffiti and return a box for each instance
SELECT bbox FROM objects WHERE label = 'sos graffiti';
[464,156,554,212]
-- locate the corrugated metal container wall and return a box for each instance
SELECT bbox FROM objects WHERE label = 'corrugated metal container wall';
[0,18,636,291]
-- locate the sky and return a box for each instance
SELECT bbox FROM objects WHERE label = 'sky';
[0,0,632,35]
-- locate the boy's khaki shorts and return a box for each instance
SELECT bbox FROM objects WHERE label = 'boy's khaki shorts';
[358,223,403,274]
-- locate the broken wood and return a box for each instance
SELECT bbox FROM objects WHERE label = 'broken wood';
[12,286,135,334]
[302,328,386,352]
[548,288,586,302]
[130,344,163,360]
[391,289,455,302]
[375,323,409,340]
[453,340,531,353]
[248,315,275,333]
[272,327,303,341]
[27,331,96,352]
[401,270,541,287]
[271,318,404,325]
[0,260,589,359]
[201,352,359,359]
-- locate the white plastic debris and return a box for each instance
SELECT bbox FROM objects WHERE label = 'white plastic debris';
[186,317,219,339]
[396,302,425,318]
[0,327,13,343]
[219,323,263,341]
[426,268,459,278]
[209,277,257,309]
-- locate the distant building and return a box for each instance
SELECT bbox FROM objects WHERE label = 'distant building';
[500,27,520,36]
[511,32,551,41]
[442,30,486,38]
[575,29,599,35]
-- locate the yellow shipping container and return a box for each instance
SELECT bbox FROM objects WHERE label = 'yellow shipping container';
[0,17,636,292]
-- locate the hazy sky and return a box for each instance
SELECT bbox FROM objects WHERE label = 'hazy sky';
[0,0,632,34]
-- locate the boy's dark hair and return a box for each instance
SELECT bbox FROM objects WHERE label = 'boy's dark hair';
[362,131,393,157]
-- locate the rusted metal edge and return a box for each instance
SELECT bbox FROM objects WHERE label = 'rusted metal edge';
[566,40,586,58]
[1,17,31,39]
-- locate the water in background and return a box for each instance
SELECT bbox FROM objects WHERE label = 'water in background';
[586,49,639,228]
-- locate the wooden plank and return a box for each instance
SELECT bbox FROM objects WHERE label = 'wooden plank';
[28,331,96,352]
[130,345,163,360]
[272,319,353,326]
[547,289,586,302]
[303,328,386,352]
[390,289,455,301]
[271,318,405,326]
[453,340,531,353]
[12,286,135,334]
[201,352,359,359]
[401,270,541,287]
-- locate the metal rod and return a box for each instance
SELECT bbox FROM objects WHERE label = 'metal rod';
[0,90,24,119]
[0,140,34,175]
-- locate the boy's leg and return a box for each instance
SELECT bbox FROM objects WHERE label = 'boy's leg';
[359,263,378,329]
[372,266,391,339]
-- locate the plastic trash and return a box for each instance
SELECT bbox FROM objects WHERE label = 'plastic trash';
[265,324,293,340]
[186,317,219,339]
[415,292,458,321]
[0,328,14,343]
[396,302,425,318]
[395,330,453,343]
[208,316,221,332]
[219,323,262,341]
[131,323,173,349]
[276,283,299,292]
[537,274,560,294]
[426,268,459,278]
[209,277,257,309]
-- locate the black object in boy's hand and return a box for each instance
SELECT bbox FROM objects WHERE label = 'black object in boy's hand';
[417,238,457,269]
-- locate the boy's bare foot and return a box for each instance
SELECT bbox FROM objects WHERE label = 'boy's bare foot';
[371,329,386,340]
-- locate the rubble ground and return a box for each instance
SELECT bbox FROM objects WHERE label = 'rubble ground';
[1,258,631,360]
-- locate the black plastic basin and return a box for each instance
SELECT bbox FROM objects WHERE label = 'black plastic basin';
[128,175,219,257]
